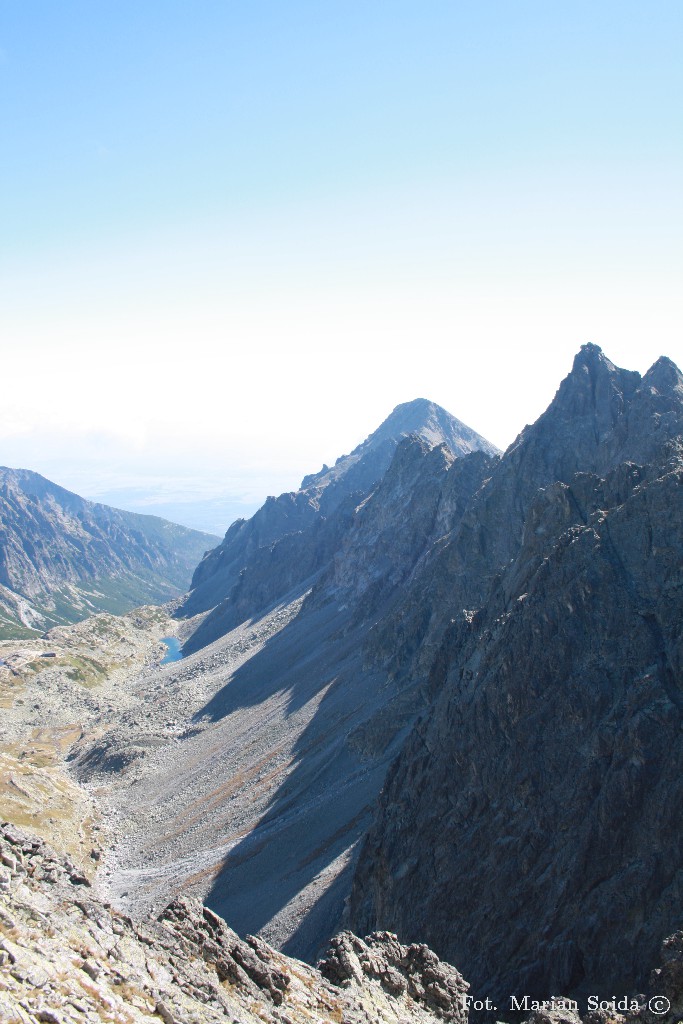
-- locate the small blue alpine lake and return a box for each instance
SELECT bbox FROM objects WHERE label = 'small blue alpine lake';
[160,636,183,664]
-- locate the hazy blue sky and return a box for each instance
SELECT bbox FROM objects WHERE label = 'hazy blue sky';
[2,2,682,532]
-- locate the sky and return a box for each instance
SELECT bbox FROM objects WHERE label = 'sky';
[2,1,682,534]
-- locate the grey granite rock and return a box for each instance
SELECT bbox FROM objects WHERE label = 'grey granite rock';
[349,349,683,1002]
[0,820,471,1024]
[318,930,470,1021]
[179,398,498,650]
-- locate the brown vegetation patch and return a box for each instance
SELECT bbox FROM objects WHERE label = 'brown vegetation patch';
[0,752,101,877]
[158,743,293,845]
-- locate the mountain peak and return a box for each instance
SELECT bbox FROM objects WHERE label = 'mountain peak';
[381,396,440,418]
[185,397,498,626]
[299,399,498,494]
[364,398,499,458]
[551,344,641,423]
[574,340,606,363]
[570,342,623,379]
[642,354,683,394]
[505,344,683,485]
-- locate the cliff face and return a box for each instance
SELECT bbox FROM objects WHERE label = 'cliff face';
[179,398,498,652]
[348,347,683,1001]
[364,346,683,683]
[63,347,683,989]
[0,468,217,636]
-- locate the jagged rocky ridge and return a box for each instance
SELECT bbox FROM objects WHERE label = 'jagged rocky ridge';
[3,821,683,1024]
[348,346,683,1001]
[0,821,470,1024]
[179,398,498,652]
[0,468,217,636]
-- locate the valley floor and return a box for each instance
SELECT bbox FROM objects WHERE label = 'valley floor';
[0,594,371,960]
[0,606,176,884]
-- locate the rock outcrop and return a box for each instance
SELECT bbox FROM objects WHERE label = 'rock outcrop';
[319,931,469,1019]
[0,820,469,1024]
[348,347,683,1001]
[0,468,217,637]
[3,819,682,1024]
[631,930,683,1024]
[179,398,498,651]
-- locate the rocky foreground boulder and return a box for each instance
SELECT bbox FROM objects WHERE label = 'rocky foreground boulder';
[2,820,682,1024]
[0,821,469,1023]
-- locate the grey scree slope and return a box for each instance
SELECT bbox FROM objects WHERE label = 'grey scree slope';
[71,397,498,962]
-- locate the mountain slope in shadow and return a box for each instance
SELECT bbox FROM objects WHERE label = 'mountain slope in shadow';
[73,404,497,961]
[179,398,498,652]
[349,347,683,1002]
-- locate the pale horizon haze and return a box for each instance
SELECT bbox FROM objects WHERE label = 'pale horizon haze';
[2,2,681,534]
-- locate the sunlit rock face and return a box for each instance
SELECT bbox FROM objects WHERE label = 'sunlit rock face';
[0,466,217,636]
[0,820,471,1024]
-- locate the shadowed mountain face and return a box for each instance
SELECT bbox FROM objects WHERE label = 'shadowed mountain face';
[348,345,683,1001]
[360,347,683,684]
[72,400,499,962]
[69,349,683,1000]
[198,438,498,957]
[179,399,499,652]
[0,467,218,636]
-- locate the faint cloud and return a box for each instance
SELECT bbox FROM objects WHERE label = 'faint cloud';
[0,412,32,438]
